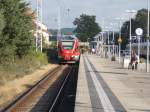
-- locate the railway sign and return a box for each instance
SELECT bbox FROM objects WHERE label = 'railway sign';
[135,28,143,60]
[135,28,143,36]
[118,37,122,43]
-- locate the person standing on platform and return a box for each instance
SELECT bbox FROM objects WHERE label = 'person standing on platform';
[130,50,138,70]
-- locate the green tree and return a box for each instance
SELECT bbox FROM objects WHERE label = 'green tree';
[121,19,137,49]
[0,0,35,62]
[73,14,101,42]
[0,10,5,34]
[121,8,149,49]
[0,9,13,63]
[109,32,119,45]
[135,9,148,36]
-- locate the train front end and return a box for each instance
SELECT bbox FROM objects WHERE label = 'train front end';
[58,37,80,64]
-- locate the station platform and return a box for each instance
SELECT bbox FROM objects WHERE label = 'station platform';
[75,54,150,112]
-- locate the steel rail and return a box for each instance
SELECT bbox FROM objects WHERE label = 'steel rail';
[48,65,74,112]
[1,65,62,112]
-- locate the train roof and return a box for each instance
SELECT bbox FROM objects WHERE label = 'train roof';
[60,35,78,41]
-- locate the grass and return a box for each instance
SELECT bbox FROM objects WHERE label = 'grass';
[0,51,48,85]
[0,64,57,107]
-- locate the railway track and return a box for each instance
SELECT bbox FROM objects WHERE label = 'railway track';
[49,65,78,112]
[1,65,76,112]
[51,64,79,112]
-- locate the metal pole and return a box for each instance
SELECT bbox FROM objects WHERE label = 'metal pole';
[102,20,105,57]
[147,39,150,72]
[119,20,122,63]
[36,0,39,52]
[57,7,61,41]
[97,36,100,54]
[101,32,104,57]
[113,30,115,56]
[129,18,132,60]
[36,0,42,52]
[40,0,43,52]
[119,43,121,63]
[138,36,140,60]
[67,8,70,18]
[108,31,110,53]
[147,0,150,73]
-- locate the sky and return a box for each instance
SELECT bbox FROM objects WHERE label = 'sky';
[26,0,148,30]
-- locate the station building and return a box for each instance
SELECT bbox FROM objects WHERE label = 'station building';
[25,7,51,46]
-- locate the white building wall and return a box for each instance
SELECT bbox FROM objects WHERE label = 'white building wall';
[35,21,50,45]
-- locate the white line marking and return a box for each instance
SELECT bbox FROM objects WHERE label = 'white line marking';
[85,57,116,112]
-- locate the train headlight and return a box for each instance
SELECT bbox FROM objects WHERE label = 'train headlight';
[73,55,79,60]
[71,56,75,58]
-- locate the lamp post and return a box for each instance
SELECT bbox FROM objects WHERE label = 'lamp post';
[126,10,136,60]
[102,20,105,57]
[110,23,118,56]
[36,0,43,52]
[57,6,61,48]
[97,35,100,54]
[113,29,115,56]
[104,26,112,54]
[135,28,143,62]
[108,31,110,45]
[119,20,122,63]
[147,0,150,73]
[107,30,110,55]
[101,32,104,57]
[101,31,104,57]
[115,18,124,63]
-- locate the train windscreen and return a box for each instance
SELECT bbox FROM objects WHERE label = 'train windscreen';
[61,41,74,50]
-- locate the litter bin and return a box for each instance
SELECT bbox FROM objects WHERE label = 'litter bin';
[123,55,130,68]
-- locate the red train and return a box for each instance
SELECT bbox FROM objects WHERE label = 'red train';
[57,35,80,64]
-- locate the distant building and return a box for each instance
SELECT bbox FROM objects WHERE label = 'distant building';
[49,35,57,41]
[24,7,50,45]
[34,21,51,45]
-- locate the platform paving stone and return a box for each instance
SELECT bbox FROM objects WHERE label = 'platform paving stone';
[87,54,150,112]
[75,55,92,112]
[75,54,150,112]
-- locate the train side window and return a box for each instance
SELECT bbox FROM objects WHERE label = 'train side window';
[141,45,143,49]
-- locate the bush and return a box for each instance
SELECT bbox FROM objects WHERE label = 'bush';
[34,51,48,65]
[0,51,48,85]
[140,58,145,63]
